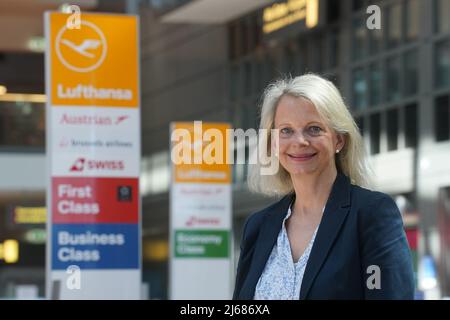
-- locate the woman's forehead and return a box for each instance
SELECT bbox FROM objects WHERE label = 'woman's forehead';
[274,95,324,124]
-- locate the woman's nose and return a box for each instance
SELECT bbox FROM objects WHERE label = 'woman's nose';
[293,130,310,145]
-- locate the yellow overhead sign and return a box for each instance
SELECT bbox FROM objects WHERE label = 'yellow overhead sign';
[14,207,47,224]
[263,0,319,34]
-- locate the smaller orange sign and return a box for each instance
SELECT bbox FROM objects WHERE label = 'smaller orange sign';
[48,13,139,108]
[171,122,231,184]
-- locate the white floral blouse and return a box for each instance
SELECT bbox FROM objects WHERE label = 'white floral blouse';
[254,205,319,300]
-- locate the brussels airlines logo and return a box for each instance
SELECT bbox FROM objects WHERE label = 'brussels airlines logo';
[69,158,124,172]
[56,20,107,72]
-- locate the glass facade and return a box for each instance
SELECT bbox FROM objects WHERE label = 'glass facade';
[353,68,368,110]
[0,101,45,150]
[404,50,418,96]
[436,40,450,88]
[386,55,401,102]
[352,17,366,60]
[405,0,420,42]
[369,62,382,106]
[386,3,402,49]
[435,0,450,34]
[435,95,450,142]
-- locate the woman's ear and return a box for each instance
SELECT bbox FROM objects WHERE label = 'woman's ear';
[336,133,346,153]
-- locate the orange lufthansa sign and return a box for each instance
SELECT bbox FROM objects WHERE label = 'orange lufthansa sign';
[47,13,139,107]
[171,122,232,184]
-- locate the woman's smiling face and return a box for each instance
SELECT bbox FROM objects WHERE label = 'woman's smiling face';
[273,95,345,177]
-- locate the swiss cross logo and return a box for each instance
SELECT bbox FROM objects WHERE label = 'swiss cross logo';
[69,158,125,172]
[70,158,85,172]
[185,216,220,227]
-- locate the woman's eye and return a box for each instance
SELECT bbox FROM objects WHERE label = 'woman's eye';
[280,128,293,135]
[308,126,322,135]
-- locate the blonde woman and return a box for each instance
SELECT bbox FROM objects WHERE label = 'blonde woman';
[233,74,414,300]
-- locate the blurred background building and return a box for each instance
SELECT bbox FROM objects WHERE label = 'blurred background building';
[0,0,449,299]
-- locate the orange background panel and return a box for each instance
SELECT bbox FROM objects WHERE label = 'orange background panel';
[48,13,139,107]
[172,122,232,184]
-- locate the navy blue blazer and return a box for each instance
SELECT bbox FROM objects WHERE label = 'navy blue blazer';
[233,173,415,300]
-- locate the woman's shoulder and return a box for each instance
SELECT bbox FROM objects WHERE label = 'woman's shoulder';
[350,184,402,224]
[350,183,397,209]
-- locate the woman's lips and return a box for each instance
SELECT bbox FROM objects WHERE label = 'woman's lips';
[287,152,317,161]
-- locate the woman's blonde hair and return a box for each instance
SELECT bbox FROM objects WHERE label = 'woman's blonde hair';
[247,73,373,196]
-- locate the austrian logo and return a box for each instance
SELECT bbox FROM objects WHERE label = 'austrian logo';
[59,113,130,126]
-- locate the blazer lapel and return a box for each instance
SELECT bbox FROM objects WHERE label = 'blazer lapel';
[299,172,351,300]
[239,193,294,299]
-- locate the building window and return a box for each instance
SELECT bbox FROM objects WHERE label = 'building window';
[329,28,340,68]
[435,94,450,142]
[405,103,418,148]
[327,0,340,23]
[370,113,381,154]
[255,60,264,93]
[232,104,243,129]
[264,55,275,87]
[435,0,450,34]
[369,22,383,54]
[241,20,249,57]
[352,17,367,60]
[243,61,252,96]
[0,101,45,148]
[312,35,325,72]
[404,50,418,96]
[387,108,399,151]
[353,0,365,11]
[246,104,259,130]
[369,62,382,106]
[436,40,450,88]
[355,116,364,137]
[386,4,402,49]
[352,68,368,110]
[405,0,420,42]
[246,17,258,54]
[229,23,241,60]
[230,65,239,100]
[297,36,309,73]
[386,56,401,102]
[284,47,295,75]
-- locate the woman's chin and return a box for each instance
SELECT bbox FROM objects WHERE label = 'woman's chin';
[285,165,316,176]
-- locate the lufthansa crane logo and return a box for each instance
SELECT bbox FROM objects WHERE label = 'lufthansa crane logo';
[55,20,107,73]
